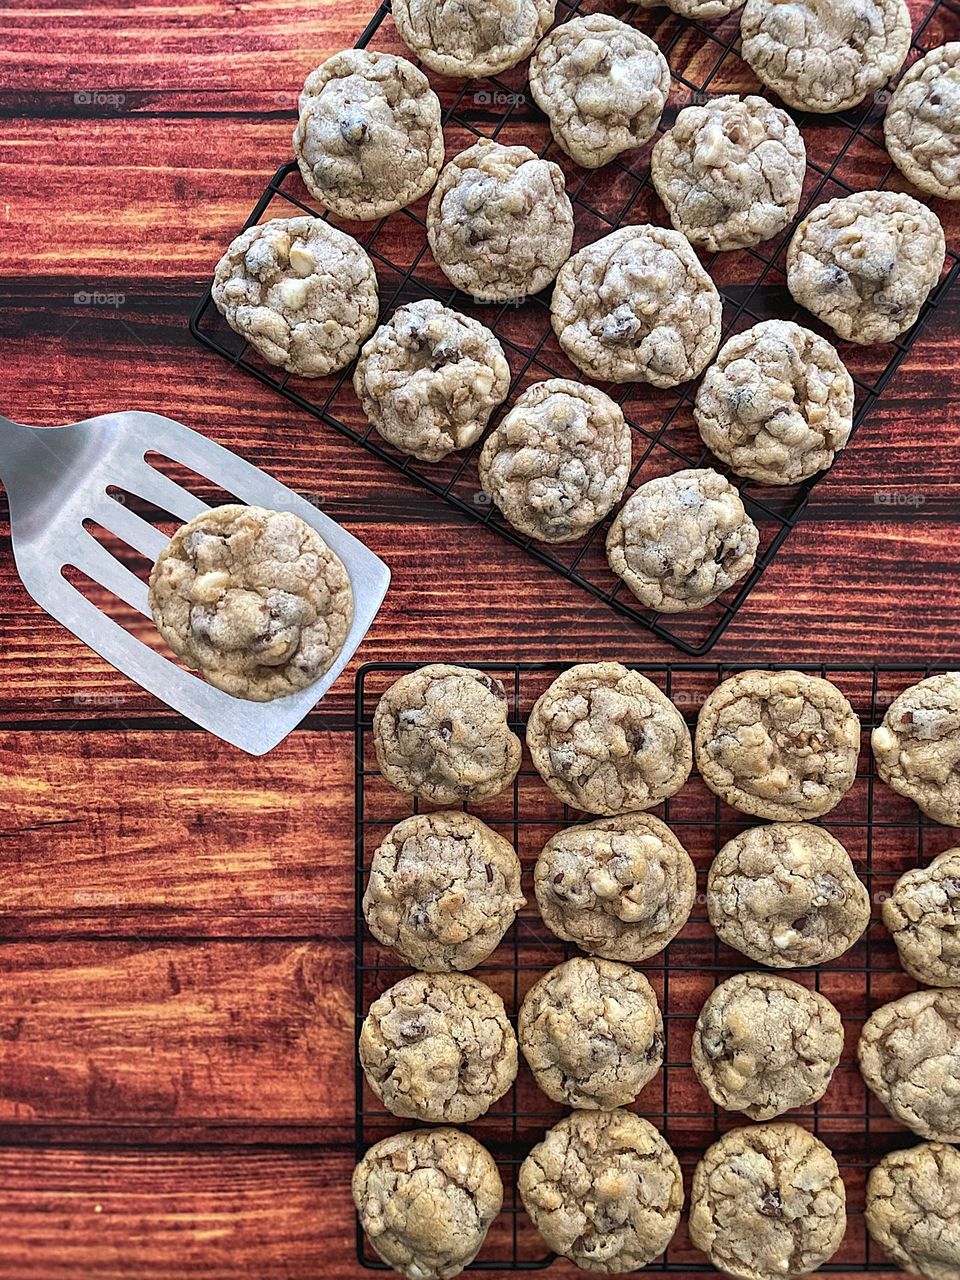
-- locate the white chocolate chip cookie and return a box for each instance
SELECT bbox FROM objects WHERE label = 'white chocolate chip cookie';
[866,1142,960,1280]
[883,849,960,987]
[631,0,745,20]
[885,43,960,200]
[392,0,556,77]
[872,672,960,826]
[211,216,379,377]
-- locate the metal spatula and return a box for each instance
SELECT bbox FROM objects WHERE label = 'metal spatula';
[0,410,390,755]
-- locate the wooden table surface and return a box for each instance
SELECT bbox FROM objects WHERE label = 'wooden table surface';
[1,0,959,1275]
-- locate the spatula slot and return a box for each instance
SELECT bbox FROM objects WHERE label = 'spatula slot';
[143,452,245,511]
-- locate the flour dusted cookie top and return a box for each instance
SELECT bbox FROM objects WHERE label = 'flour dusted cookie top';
[695,669,861,820]
[707,823,870,966]
[695,321,854,486]
[478,380,632,544]
[373,664,522,804]
[528,15,669,169]
[740,0,912,113]
[605,468,759,614]
[519,957,664,1109]
[427,140,574,302]
[787,191,946,344]
[354,301,511,462]
[885,43,960,200]
[293,50,444,220]
[211,216,378,377]
[359,972,517,1124]
[149,504,353,702]
[534,812,697,961]
[526,662,692,815]
[519,1109,683,1273]
[551,226,722,386]
[858,989,960,1142]
[392,0,555,77]
[363,811,525,972]
[632,0,745,21]
[883,849,960,987]
[652,95,805,252]
[866,1142,960,1280]
[689,1123,846,1280]
[353,1127,503,1280]
[692,972,844,1120]
[872,672,960,827]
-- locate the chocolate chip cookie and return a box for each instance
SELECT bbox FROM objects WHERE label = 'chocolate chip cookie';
[692,972,845,1120]
[883,848,960,987]
[859,989,960,1142]
[740,0,912,113]
[605,468,760,613]
[551,225,722,386]
[872,672,960,827]
[519,1109,683,1272]
[293,50,444,220]
[354,300,511,462]
[392,0,555,77]
[689,1123,847,1280]
[427,140,574,302]
[528,15,670,169]
[866,1142,960,1280]
[359,972,518,1124]
[518,957,664,1109]
[373,664,522,805]
[149,504,353,702]
[885,43,960,201]
[526,662,692,815]
[695,320,854,486]
[211,216,379,377]
[363,811,525,972]
[708,823,871,967]
[353,1127,503,1280]
[652,95,805,252]
[787,191,946,344]
[478,380,632,544]
[695,670,861,820]
[632,0,745,21]
[534,812,696,961]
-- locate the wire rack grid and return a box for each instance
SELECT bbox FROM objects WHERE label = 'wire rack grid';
[354,661,959,1273]
[191,0,960,657]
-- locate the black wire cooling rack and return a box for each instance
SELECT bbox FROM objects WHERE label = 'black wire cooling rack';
[354,661,958,1272]
[190,0,960,657]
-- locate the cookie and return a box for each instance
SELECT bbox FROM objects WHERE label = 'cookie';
[528,15,669,169]
[478,380,632,544]
[694,320,854,486]
[652,95,805,252]
[708,822,870,967]
[293,50,443,221]
[551,225,722,386]
[392,0,555,77]
[354,300,511,462]
[363,811,525,972]
[519,1109,683,1273]
[526,662,692,815]
[883,848,960,987]
[695,669,861,820]
[534,812,696,961]
[518,957,664,1109]
[689,1123,846,1280]
[359,972,517,1124]
[692,972,845,1120]
[631,0,745,21]
[149,504,353,702]
[740,0,911,113]
[605,468,759,614]
[373,664,522,805]
[211,215,378,377]
[866,1142,960,1280]
[427,140,574,302]
[858,989,960,1142]
[786,191,946,344]
[884,43,960,201]
[871,672,960,827]
[353,1127,503,1280]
